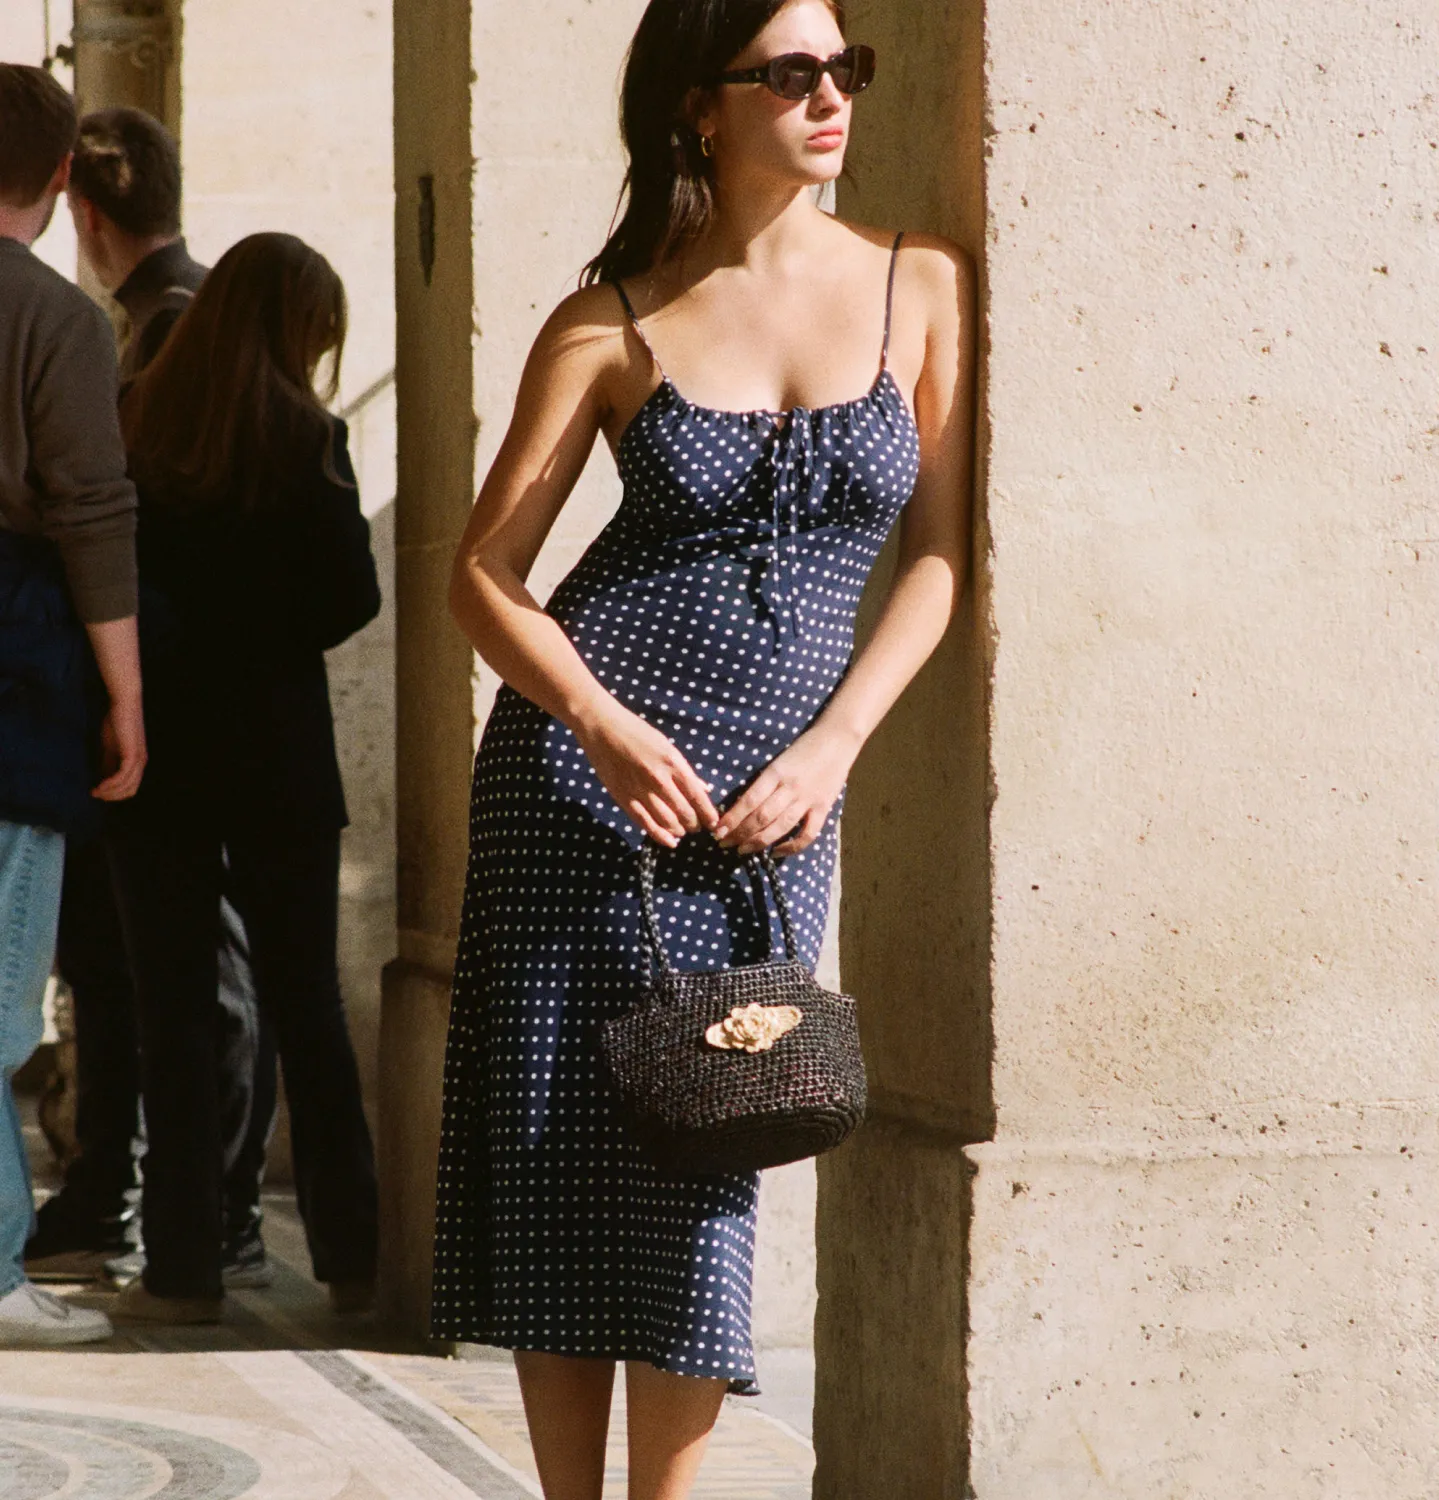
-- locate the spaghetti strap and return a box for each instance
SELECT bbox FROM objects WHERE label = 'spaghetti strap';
[881,231,906,370]
[612,280,665,378]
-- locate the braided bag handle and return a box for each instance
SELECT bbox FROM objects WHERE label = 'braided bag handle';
[637,842,800,976]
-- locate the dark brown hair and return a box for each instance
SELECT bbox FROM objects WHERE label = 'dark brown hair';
[583,0,845,285]
[71,108,182,237]
[0,64,77,209]
[122,233,348,509]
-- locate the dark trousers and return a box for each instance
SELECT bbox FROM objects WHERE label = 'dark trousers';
[108,820,377,1298]
[54,837,277,1243]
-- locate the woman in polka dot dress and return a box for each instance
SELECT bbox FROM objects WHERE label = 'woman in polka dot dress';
[434,0,974,1494]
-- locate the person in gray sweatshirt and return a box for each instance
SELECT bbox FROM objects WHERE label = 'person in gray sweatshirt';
[0,62,146,1346]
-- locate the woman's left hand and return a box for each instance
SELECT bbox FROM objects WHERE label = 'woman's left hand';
[714,725,860,857]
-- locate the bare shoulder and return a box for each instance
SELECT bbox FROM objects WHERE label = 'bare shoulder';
[832,220,974,317]
[894,232,975,324]
[527,282,631,381]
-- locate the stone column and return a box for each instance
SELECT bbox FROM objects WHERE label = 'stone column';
[822,1,1439,1494]
[383,0,646,1331]
[71,0,175,124]
[68,5,177,303]
[381,0,477,1330]
[817,2,989,1495]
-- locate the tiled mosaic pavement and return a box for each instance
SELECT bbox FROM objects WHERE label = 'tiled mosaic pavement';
[2,1196,814,1498]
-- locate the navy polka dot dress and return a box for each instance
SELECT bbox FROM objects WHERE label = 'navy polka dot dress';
[431,235,921,1389]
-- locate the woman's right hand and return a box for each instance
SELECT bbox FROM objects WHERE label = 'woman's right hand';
[574,701,719,848]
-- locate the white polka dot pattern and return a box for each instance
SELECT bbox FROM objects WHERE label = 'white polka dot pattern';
[431,243,922,1392]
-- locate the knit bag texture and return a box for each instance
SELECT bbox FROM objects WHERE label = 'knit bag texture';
[600,844,867,1174]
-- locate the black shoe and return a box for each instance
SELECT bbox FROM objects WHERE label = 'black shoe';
[222,1224,273,1290]
[105,1223,273,1291]
[25,1193,136,1282]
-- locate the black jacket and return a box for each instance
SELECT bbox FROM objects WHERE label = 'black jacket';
[114,239,207,381]
[127,419,380,834]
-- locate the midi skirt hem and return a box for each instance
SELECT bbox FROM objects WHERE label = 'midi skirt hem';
[430,1327,760,1397]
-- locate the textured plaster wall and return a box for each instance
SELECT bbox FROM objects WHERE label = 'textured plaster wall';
[465,0,645,717]
[971,1,1439,1493]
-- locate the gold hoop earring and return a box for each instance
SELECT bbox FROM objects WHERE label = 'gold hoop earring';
[700,134,716,159]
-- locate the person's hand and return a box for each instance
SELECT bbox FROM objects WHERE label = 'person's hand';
[715,726,859,856]
[92,694,147,801]
[575,700,718,848]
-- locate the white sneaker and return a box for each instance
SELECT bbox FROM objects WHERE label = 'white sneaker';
[104,1249,144,1283]
[0,1281,114,1346]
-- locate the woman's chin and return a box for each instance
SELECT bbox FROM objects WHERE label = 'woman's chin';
[788,153,846,191]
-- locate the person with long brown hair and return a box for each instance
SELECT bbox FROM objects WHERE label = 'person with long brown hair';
[433,0,975,1495]
[107,231,381,1323]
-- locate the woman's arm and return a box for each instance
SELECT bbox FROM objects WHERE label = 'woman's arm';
[716,237,977,855]
[450,291,718,848]
[298,420,382,651]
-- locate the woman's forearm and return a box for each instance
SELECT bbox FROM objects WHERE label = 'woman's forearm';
[812,551,959,754]
[450,552,616,737]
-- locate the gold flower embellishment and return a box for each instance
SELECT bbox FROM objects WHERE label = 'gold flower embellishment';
[705,1003,804,1054]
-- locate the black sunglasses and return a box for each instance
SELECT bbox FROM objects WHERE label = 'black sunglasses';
[714,44,876,101]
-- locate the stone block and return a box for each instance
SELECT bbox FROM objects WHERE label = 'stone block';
[814,1121,971,1500]
[968,1135,1439,1496]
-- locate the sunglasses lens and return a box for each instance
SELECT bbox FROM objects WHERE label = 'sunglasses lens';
[770,54,821,99]
[834,45,876,95]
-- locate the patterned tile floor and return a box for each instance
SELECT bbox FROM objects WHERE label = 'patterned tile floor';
[8,1118,814,1498]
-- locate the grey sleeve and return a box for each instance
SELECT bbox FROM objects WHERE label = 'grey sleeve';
[28,300,138,623]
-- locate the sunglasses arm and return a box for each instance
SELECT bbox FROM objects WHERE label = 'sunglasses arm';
[714,65,774,86]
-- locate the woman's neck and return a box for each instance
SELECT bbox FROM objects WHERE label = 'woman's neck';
[692,177,830,277]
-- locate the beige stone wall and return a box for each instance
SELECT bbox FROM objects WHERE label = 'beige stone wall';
[823,0,1439,1494]
[382,0,651,1326]
[985,0,1437,1145]
[970,2,1439,1492]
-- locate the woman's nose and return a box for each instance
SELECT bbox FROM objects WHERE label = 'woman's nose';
[809,74,846,116]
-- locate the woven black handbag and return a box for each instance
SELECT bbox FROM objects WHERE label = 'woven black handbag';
[599,843,867,1175]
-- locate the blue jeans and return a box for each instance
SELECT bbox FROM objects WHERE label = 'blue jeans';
[0,819,65,1295]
